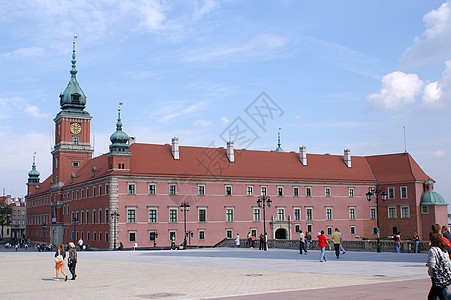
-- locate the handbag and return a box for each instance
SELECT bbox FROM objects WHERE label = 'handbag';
[432,247,451,288]
[54,250,63,263]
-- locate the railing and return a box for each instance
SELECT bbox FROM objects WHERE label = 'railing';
[216,238,430,253]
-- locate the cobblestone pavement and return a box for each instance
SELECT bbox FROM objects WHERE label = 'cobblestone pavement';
[0,247,430,299]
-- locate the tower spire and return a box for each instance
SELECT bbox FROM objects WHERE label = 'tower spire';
[275,128,284,152]
[70,35,78,78]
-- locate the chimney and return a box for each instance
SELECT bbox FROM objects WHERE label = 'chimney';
[299,146,307,166]
[128,136,136,145]
[344,149,351,168]
[171,137,179,160]
[227,141,235,163]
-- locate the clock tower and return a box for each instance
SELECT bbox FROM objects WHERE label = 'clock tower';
[51,38,93,186]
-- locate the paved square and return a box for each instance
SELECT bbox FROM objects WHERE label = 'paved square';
[0,247,431,299]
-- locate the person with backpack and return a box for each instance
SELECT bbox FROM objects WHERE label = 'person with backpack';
[427,232,451,299]
[394,232,402,253]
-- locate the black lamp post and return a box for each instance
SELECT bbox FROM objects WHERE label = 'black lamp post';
[180,201,190,250]
[41,223,47,244]
[366,187,387,253]
[110,211,120,250]
[72,217,78,241]
[257,195,272,251]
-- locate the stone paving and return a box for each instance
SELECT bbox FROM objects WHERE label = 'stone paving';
[0,247,431,299]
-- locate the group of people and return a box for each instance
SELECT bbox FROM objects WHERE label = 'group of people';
[298,228,346,261]
[54,242,78,281]
[427,224,451,299]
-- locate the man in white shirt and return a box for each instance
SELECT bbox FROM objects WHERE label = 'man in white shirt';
[299,230,308,254]
[78,239,83,251]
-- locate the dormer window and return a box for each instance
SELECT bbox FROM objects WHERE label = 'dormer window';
[71,93,80,104]
[73,136,79,145]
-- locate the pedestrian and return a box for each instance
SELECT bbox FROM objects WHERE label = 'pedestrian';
[431,224,451,256]
[318,230,330,262]
[78,238,83,251]
[306,232,312,249]
[442,226,451,243]
[251,234,255,248]
[299,230,308,254]
[25,243,28,251]
[133,242,138,251]
[332,228,342,259]
[339,229,346,254]
[427,232,451,299]
[394,232,402,253]
[246,232,251,246]
[170,235,176,250]
[54,243,68,281]
[259,232,264,250]
[414,232,420,253]
[68,242,78,280]
[235,234,240,248]
[118,242,124,250]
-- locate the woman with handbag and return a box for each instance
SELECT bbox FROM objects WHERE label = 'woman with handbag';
[54,243,68,281]
[427,233,451,299]
[68,242,78,280]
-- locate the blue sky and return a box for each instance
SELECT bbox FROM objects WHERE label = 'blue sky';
[1,0,451,207]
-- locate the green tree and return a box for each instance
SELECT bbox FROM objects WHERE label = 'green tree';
[0,203,12,239]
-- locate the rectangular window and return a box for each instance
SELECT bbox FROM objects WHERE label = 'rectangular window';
[92,209,96,223]
[350,226,356,235]
[226,208,234,222]
[86,211,89,224]
[148,208,158,223]
[326,207,333,220]
[293,187,299,197]
[98,208,102,224]
[105,209,108,224]
[128,183,136,195]
[99,231,102,242]
[198,185,205,196]
[422,206,429,214]
[401,206,410,218]
[388,187,395,199]
[149,231,157,241]
[93,186,96,197]
[169,209,178,223]
[327,226,332,235]
[306,187,312,197]
[105,231,108,242]
[86,188,89,198]
[87,231,90,241]
[247,186,253,196]
[400,186,408,199]
[226,229,233,239]
[99,185,102,195]
[72,161,79,167]
[388,206,397,219]
[169,184,177,195]
[277,208,285,221]
[373,227,378,235]
[307,224,312,233]
[127,208,136,223]
[105,184,109,194]
[325,187,331,197]
[306,207,313,221]
[348,188,354,197]
[198,208,207,222]
[199,230,205,240]
[225,185,232,196]
[253,208,260,221]
[294,208,301,221]
[277,186,283,196]
[349,207,356,220]
[261,186,267,196]
[370,207,376,219]
[129,231,136,242]
[148,184,156,195]
[295,224,300,232]
[81,189,84,198]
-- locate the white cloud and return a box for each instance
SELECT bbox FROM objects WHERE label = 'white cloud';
[401,2,451,67]
[193,0,218,22]
[24,105,49,118]
[434,150,447,158]
[423,81,442,103]
[0,47,44,61]
[193,119,212,127]
[220,117,229,125]
[367,71,423,111]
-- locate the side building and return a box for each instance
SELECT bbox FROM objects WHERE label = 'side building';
[25,41,448,249]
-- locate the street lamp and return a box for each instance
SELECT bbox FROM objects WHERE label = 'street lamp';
[180,201,190,250]
[110,211,120,250]
[41,223,47,244]
[366,187,387,253]
[71,217,78,241]
[257,195,272,251]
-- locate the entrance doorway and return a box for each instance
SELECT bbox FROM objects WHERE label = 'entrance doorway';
[275,228,287,239]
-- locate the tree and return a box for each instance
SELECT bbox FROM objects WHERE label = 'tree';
[0,202,12,239]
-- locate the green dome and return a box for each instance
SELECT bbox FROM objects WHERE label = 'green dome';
[28,156,40,184]
[59,39,87,111]
[420,191,447,206]
[28,168,40,177]
[109,108,129,153]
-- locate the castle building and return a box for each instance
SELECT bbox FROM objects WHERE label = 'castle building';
[25,41,448,249]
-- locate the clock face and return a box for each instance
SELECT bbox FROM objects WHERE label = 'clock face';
[70,122,82,134]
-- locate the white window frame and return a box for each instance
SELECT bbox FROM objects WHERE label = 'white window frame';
[400,186,408,199]
[350,226,356,235]
[247,185,253,196]
[401,205,410,218]
[293,207,301,221]
[253,207,261,221]
[198,184,205,196]
[226,207,234,222]
[128,182,136,195]
[126,207,136,223]
[148,183,156,195]
[327,226,333,235]
[306,186,312,197]
[349,207,356,220]
[276,207,285,221]
[306,206,313,221]
[388,187,395,199]
[198,207,207,222]
[169,207,178,223]
[148,207,158,223]
[169,184,177,195]
[260,186,267,196]
[326,206,333,220]
[128,230,137,242]
[225,185,232,196]
[293,186,299,197]
[370,207,376,219]
[277,186,284,196]
[325,187,331,197]
[421,205,429,214]
[198,229,206,240]
[348,187,354,197]
[388,206,397,219]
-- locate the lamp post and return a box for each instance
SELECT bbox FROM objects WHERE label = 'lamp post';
[257,195,272,251]
[180,201,190,250]
[41,223,47,244]
[110,211,120,250]
[71,217,78,242]
[366,187,387,253]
